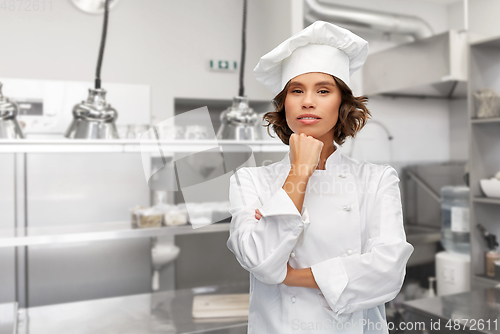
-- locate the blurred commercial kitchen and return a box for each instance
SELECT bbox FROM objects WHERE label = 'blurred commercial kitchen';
[1,0,500,333]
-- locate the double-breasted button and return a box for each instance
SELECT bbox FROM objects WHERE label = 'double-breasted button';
[291,296,296,303]
[343,205,351,211]
[346,249,353,255]
[338,173,346,178]
[290,251,296,258]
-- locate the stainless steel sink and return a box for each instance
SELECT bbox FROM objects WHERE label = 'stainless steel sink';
[404,224,441,267]
[406,225,441,244]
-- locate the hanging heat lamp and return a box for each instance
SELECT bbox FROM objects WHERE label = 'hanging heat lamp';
[65,0,119,139]
[216,0,260,141]
[70,0,120,14]
[0,82,25,139]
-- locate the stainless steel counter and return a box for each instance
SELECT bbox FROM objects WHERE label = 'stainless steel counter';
[16,284,249,334]
[402,288,500,334]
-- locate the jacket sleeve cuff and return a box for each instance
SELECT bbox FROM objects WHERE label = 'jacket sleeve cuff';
[259,187,299,216]
[259,187,311,233]
[310,257,349,315]
[248,188,311,284]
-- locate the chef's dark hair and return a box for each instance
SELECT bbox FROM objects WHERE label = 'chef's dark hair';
[262,75,371,146]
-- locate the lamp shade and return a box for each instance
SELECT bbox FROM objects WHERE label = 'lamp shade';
[0,82,25,139]
[65,88,119,139]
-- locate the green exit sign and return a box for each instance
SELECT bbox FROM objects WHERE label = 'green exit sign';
[209,60,238,71]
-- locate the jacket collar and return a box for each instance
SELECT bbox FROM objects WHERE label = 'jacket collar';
[281,144,342,170]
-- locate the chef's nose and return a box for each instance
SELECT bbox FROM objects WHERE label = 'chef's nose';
[302,91,316,109]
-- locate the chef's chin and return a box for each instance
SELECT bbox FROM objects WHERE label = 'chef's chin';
[292,129,320,138]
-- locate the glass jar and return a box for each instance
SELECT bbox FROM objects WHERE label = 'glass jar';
[153,190,168,206]
[184,125,208,140]
[127,124,150,139]
[440,185,470,254]
[117,124,128,139]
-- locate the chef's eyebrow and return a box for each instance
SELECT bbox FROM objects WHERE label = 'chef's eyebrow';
[289,81,335,87]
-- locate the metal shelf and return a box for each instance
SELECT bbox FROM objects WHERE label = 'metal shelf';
[0,139,288,153]
[471,117,500,124]
[470,33,500,48]
[469,34,500,290]
[0,221,230,248]
[475,273,500,286]
[473,197,500,205]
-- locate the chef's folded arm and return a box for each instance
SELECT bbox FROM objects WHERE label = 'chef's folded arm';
[226,168,310,285]
[310,166,415,321]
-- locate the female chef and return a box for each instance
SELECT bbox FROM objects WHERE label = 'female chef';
[226,21,414,334]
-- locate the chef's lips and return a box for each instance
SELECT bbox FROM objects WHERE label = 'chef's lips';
[297,113,321,125]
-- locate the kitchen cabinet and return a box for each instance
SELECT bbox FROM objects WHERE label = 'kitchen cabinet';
[467,35,500,289]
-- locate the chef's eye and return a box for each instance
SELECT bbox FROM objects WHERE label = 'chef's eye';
[318,90,330,94]
[291,89,303,93]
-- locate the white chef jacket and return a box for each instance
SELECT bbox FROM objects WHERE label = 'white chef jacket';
[226,147,415,333]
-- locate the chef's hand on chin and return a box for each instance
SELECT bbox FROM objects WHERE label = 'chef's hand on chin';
[289,132,323,177]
